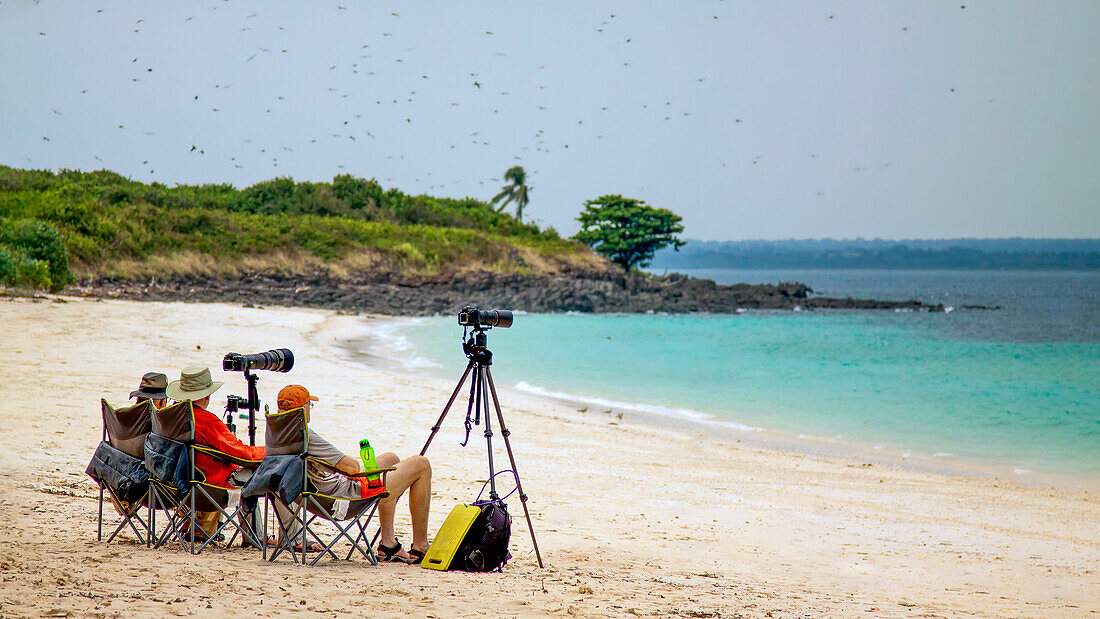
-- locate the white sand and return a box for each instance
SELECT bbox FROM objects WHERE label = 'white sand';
[0,296,1096,618]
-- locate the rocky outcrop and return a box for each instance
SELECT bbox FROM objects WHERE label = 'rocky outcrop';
[68,270,945,314]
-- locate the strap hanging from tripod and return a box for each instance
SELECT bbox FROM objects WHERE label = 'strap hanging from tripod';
[461,367,483,447]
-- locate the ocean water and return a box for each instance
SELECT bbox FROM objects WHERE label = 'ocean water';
[369,270,1099,480]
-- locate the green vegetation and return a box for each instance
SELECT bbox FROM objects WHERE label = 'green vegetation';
[0,218,72,291]
[573,195,685,271]
[0,166,601,288]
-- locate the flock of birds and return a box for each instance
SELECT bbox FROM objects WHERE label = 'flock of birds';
[25,3,965,197]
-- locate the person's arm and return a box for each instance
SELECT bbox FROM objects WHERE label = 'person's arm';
[334,456,362,476]
[307,430,360,475]
[194,409,265,461]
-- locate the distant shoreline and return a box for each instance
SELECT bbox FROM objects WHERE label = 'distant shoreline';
[61,269,948,314]
[653,238,1100,271]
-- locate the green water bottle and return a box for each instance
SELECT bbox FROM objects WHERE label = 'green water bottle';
[359,438,382,488]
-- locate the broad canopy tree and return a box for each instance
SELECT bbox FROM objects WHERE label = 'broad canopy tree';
[573,195,685,271]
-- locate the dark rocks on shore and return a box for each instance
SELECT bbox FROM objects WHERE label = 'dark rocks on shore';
[66,270,946,315]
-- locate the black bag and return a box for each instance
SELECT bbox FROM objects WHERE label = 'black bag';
[240,454,306,511]
[85,440,150,505]
[458,501,513,572]
[143,434,192,499]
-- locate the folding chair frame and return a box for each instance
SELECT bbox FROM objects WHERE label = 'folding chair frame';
[263,490,380,566]
[98,481,150,545]
[148,477,191,552]
[149,446,262,553]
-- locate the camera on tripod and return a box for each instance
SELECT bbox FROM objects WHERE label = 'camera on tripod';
[222,348,294,373]
[221,348,295,445]
[418,306,544,568]
[224,394,248,413]
[458,307,514,329]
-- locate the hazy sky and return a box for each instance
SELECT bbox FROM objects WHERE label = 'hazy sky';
[2,1,1097,240]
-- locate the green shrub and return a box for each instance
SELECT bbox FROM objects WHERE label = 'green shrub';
[0,248,14,284]
[15,255,51,289]
[0,219,73,291]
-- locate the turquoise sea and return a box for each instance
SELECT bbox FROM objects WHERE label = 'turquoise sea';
[369,270,1099,481]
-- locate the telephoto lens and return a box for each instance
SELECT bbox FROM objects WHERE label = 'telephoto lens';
[476,309,513,328]
[458,307,514,328]
[222,348,295,372]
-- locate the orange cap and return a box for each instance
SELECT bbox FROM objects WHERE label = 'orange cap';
[277,384,319,410]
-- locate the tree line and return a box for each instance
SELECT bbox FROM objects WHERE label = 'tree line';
[0,164,687,291]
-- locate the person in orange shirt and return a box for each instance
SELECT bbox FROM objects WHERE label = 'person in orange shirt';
[166,366,265,543]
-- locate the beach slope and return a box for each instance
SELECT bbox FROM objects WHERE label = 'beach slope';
[0,296,1096,618]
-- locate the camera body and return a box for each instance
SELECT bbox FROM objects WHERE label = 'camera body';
[458,307,514,329]
[223,348,295,373]
[225,394,248,413]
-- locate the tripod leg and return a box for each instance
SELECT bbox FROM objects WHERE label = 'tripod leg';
[484,367,546,569]
[420,361,475,456]
[478,368,500,500]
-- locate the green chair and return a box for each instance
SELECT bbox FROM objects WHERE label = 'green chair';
[252,406,393,566]
[86,399,154,545]
[144,400,262,553]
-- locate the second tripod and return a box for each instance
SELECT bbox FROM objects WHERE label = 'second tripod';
[420,326,545,569]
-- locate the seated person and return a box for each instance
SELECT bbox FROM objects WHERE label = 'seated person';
[129,372,168,409]
[166,365,265,542]
[274,384,433,563]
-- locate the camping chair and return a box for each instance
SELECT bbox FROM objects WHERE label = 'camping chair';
[244,406,393,566]
[144,400,263,554]
[85,399,153,544]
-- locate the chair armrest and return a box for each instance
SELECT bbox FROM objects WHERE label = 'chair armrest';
[306,456,396,479]
[194,445,263,469]
[344,467,397,479]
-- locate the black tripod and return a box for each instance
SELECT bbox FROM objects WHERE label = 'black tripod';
[420,325,545,569]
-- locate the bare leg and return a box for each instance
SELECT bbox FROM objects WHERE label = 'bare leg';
[376,452,432,555]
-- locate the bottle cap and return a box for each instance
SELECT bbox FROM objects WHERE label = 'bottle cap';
[359,438,370,448]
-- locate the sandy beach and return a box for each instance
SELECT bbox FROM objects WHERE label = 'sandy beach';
[0,295,1096,618]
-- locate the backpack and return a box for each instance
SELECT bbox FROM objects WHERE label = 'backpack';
[458,500,513,572]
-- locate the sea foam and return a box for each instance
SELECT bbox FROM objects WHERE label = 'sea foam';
[512,381,763,432]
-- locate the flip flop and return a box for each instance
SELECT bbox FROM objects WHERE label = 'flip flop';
[377,539,414,563]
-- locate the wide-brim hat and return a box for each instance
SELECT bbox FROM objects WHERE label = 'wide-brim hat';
[166,365,224,402]
[130,371,168,400]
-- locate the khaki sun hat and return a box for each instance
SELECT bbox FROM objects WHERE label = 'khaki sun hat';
[165,365,224,402]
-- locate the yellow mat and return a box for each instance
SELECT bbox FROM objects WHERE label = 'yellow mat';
[421,504,482,571]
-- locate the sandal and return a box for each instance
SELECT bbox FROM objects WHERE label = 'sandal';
[377,539,414,563]
[407,548,426,565]
[294,541,325,553]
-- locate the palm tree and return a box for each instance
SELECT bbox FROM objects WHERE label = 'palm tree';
[490,165,531,222]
